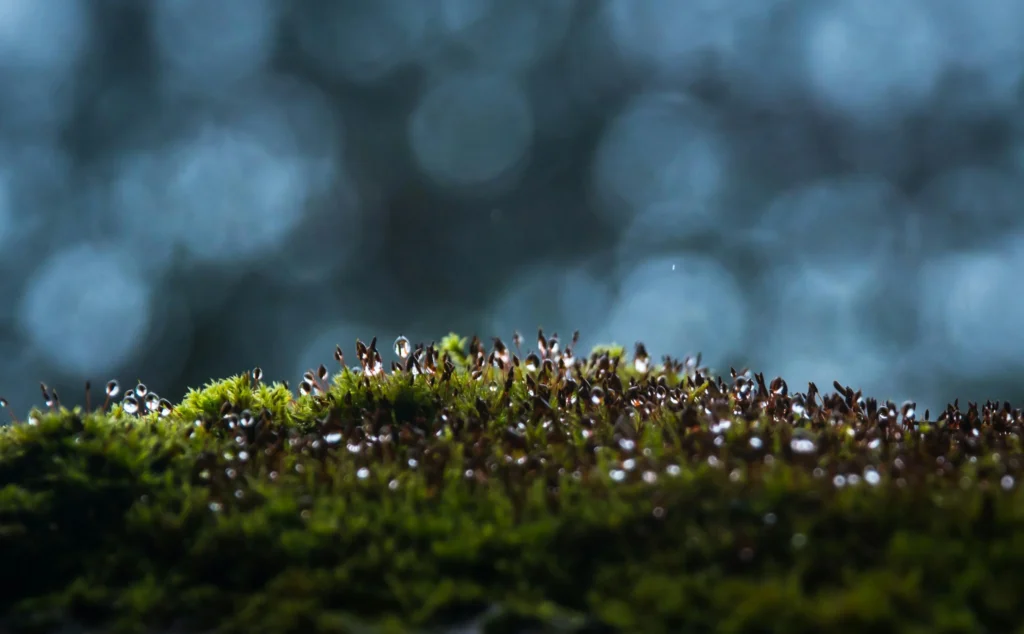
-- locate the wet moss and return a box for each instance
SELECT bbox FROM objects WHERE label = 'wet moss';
[2,331,1024,633]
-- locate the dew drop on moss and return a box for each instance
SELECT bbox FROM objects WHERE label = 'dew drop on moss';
[1002,475,1015,490]
[145,392,161,413]
[325,432,342,444]
[134,383,148,398]
[393,335,411,359]
[524,353,540,372]
[590,386,605,405]
[122,395,139,415]
[357,467,370,479]
[298,380,312,396]
[0,398,7,408]
[105,380,119,397]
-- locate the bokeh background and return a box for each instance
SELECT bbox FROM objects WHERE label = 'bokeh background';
[1,0,1023,420]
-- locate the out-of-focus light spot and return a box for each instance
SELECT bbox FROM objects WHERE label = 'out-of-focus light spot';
[17,244,152,376]
[920,238,1024,375]
[295,0,430,84]
[438,0,575,74]
[751,261,893,398]
[598,255,748,367]
[802,0,944,121]
[603,0,750,77]
[0,0,91,131]
[592,92,728,235]
[110,81,343,269]
[152,0,280,94]
[409,72,534,191]
[916,166,1024,249]
[747,175,911,269]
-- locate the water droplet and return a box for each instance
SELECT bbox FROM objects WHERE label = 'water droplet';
[122,395,139,415]
[623,458,636,471]
[764,512,777,525]
[105,380,120,397]
[208,501,223,512]
[239,410,254,427]
[357,467,370,479]
[1002,475,1015,490]
[791,533,807,549]
[325,432,342,444]
[749,437,763,449]
[199,469,210,480]
[832,475,846,488]
[225,468,237,479]
[653,506,665,518]
[618,438,636,452]
[666,464,681,476]
[0,398,7,408]
[393,336,411,359]
[389,479,400,490]
[790,438,816,454]
[864,469,881,486]
[134,383,148,398]
[407,458,419,469]
[316,363,329,383]
[238,451,249,462]
[590,386,605,405]
[609,469,626,482]
[633,342,650,373]
[252,366,263,382]
[234,489,244,500]
[523,353,540,372]
[144,392,161,413]
[158,399,173,418]
[298,380,312,396]
[642,470,658,484]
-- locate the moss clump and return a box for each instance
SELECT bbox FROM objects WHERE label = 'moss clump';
[2,331,1024,633]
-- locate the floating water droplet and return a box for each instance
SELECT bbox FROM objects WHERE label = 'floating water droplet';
[105,380,120,397]
[134,383,148,398]
[393,335,411,359]
[122,395,139,415]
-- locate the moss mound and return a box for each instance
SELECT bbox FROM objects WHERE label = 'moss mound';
[2,331,1024,633]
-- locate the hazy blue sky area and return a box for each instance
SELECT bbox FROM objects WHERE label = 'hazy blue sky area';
[1,0,1023,419]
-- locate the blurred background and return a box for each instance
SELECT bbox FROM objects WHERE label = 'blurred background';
[0,0,1022,420]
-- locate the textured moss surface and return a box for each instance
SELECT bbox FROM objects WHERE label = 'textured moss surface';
[3,332,1024,634]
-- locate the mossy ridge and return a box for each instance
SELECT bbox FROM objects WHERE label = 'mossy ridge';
[1,331,1024,634]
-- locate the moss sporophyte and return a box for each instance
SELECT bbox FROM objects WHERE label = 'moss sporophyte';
[2,330,1024,633]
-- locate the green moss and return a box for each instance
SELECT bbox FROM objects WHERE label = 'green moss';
[2,334,1024,633]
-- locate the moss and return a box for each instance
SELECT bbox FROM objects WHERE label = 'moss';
[2,332,1024,633]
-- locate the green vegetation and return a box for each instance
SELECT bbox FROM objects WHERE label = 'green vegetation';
[3,331,1024,633]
